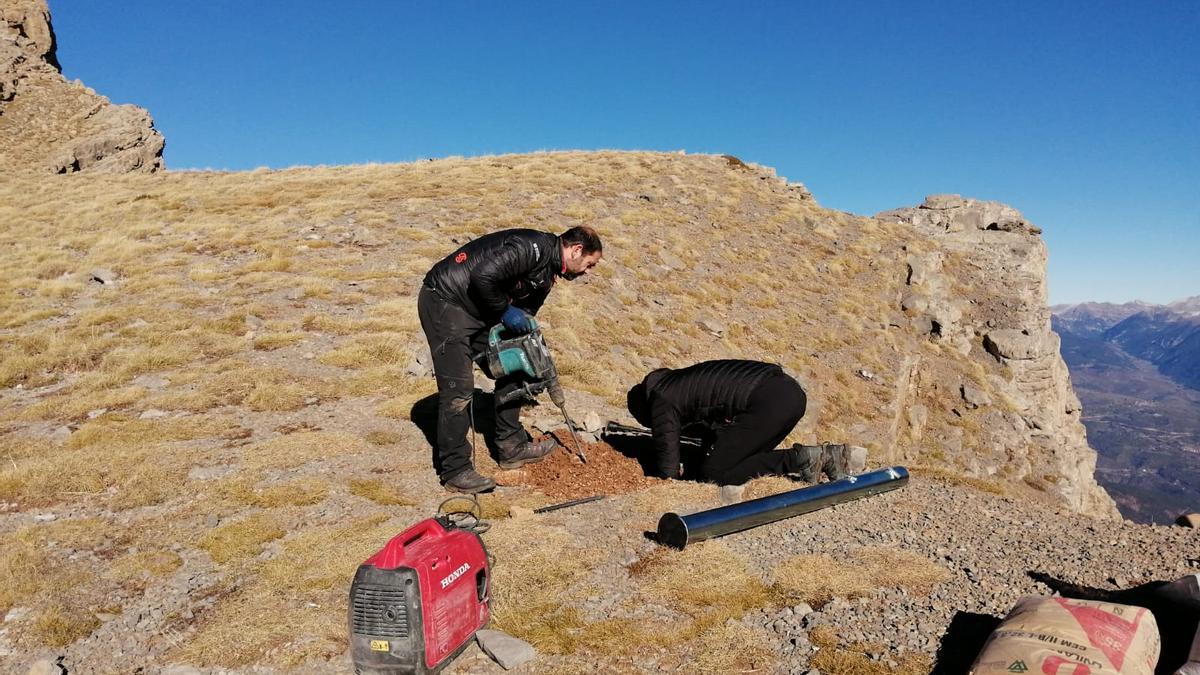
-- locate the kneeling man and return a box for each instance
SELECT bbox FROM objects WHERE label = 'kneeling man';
[626,359,855,487]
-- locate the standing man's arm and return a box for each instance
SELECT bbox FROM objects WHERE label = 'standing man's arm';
[467,239,538,320]
[514,286,551,316]
[650,396,683,478]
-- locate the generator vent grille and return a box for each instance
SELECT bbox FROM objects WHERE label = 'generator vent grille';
[351,586,409,638]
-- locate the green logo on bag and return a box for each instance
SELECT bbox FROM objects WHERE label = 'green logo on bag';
[1007,661,1028,673]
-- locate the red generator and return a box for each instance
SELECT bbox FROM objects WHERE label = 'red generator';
[349,517,491,674]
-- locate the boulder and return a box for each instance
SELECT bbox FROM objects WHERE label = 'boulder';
[405,349,433,378]
[920,194,965,210]
[1176,513,1200,528]
[719,484,745,504]
[847,446,868,474]
[27,659,63,675]
[88,268,118,286]
[983,329,1045,361]
[961,384,992,409]
[159,667,203,675]
[581,411,603,433]
[476,629,536,670]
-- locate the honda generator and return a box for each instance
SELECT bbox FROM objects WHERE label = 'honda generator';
[349,516,491,674]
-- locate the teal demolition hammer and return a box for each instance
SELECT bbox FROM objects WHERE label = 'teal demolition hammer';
[485,322,587,463]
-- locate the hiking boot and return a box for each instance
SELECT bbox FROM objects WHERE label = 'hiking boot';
[787,444,825,483]
[497,436,558,470]
[442,468,496,494]
[821,443,850,480]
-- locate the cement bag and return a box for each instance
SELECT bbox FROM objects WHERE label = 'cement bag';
[970,595,1160,675]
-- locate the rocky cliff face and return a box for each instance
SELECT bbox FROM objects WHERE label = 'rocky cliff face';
[878,195,1119,518]
[0,0,164,173]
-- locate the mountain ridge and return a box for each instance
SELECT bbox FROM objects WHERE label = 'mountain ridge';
[1,0,164,174]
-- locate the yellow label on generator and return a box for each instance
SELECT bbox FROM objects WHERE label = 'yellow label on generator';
[369,640,390,652]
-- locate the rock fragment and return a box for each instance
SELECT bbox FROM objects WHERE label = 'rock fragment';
[476,628,536,669]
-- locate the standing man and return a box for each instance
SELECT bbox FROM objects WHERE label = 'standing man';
[419,226,603,493]
[625,359,859,492]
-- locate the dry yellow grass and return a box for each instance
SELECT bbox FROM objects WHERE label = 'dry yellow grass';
[744,475,798,500]
[318,333,410,368]
[348,478,416,506]
[635,541,776,620]
[363,429,402,445]
[686,621,777,672]
[240,431,372,471]
[911,464,1007,495]
[251,332,305,351]
[809,626,934,674]
[198,513,287,564]
[0,434,208,509]
[773,554,875,606]
[30,606,102,647]
[111,550,183,581]
[773,547,949,607]
[0,537,51,613]
[218,477,330,508]
[485,519,601,654]
[630,479,717,516]
[375,377,440,420]
[174,514,399,667]
[10,385,147,421]
[0,523,107,644]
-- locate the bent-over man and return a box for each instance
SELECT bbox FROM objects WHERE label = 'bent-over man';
[419,226,602,493]
[625,359,854,488]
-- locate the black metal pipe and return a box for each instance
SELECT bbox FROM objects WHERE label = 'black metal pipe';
[533,495,605,514]
[656,466,909,549]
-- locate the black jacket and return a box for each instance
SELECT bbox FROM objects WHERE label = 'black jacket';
[423,229,562,322]
[638,360,782,478]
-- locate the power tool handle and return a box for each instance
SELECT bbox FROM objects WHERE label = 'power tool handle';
[488,322,539,346]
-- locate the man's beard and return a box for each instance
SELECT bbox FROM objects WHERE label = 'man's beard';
[560,270,584,280]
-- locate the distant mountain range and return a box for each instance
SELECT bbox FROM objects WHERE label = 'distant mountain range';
[1052,296,1200,523]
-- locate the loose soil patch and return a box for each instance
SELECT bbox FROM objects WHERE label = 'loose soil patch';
[514,432,658,500]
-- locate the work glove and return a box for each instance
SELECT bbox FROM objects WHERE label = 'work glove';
[501,305,536,334]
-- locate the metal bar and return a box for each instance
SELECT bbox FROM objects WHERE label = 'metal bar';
[533,495,605,514]
[602,421,702,447]
[656,466,909,549]
[556,401,587,464]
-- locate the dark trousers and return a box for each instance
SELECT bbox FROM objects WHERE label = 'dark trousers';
[417,286,530,481]
[700,372,808,486]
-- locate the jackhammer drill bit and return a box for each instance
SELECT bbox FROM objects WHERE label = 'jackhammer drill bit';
[548,382,587,464]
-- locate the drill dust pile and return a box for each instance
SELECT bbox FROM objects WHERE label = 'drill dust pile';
[3,2,1200,673]
[508,433,659,500]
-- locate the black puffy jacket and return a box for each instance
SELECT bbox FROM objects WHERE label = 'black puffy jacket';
[637,360,782,478]
[423,229,562,322]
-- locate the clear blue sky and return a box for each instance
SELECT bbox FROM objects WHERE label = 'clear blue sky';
[50,1,1198,305]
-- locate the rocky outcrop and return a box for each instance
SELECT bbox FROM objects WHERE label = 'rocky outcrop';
[879,195,1119,518]
[0,0,163,173]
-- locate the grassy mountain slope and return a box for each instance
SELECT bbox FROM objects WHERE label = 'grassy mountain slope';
[0,152,1119,669]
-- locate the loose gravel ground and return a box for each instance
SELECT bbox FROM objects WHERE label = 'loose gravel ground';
[8,458,1198,674]
[439,470,1199,675]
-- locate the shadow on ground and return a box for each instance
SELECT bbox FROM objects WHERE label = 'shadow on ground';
[931,611,1002,674]
[410,390,500,475]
